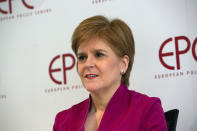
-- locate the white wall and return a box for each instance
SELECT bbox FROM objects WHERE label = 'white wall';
[0,0,197,130]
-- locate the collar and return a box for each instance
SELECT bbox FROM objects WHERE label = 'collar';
[98,83,129,130]
[83,83,129,131]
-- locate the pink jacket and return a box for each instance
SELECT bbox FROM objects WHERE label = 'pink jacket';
[53,84,167,131]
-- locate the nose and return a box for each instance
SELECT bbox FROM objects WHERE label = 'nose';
[84,55,95,68]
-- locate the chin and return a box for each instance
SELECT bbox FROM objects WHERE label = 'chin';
[84,84,102,92]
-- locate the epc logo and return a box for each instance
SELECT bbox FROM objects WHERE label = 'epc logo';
[49,53,76,85]
[159,36,197,70]
[0,0,45,14]
[0,0,34,14]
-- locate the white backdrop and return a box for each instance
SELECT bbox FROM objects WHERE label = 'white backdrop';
[0,0,197,131]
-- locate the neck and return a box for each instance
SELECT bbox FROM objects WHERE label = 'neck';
[90,82,121,112]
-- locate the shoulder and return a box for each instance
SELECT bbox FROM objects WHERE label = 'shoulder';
[130,90,161,107]
[55,98,89,120]
[129,90,167,130]
[53,108,70,131]
[53,98,89,131]
[129,90,164,119]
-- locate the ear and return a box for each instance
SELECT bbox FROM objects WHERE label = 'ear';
[120,55,130,74]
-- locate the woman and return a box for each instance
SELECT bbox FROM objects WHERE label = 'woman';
[53,15,167,131]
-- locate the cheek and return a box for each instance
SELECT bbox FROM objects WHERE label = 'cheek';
[102,60,121,72]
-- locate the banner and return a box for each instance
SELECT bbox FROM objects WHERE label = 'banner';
[0,0,196,130]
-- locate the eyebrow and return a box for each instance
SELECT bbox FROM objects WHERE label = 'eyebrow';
[93,49,108,53]
[77,52,86,57]
[77,49,108,55]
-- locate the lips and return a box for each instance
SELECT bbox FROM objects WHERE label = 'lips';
[85,74,98,79]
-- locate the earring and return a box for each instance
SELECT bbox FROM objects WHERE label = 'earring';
[121,69,124,74]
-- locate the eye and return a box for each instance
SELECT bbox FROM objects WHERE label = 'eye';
[95,52,104,58]
[77,55,87,62]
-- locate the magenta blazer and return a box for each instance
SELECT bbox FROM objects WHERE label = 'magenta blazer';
[53,84,167,131]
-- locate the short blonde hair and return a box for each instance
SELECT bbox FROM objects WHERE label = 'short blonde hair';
[72,15,135,86]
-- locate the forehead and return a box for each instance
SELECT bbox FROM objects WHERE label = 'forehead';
[77,38,112,53]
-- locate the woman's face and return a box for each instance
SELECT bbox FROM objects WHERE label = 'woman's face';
[77,38,127,93]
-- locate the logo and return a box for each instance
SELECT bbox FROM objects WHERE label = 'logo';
[0,0,44,14]
[0,0,51,21]
[49,53,76,85]
[159,36,197,70]
[155,36,197,79]
[46,53,83,93]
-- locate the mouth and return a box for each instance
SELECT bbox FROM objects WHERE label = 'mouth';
[85,74,99,79]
